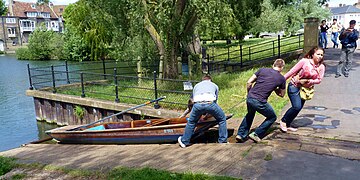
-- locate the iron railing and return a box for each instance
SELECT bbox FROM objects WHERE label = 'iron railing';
[203,34,304,73]
[27,61,198,109]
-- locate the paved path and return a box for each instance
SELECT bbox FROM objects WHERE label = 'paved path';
[281,46,360,142]
[1,46,360,180]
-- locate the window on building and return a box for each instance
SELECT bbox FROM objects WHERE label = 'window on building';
[42,12,50,18]
[27,12,37,17]
[7,28,16,34]
[31,4,36,9]
[6,18,16,24]
[59,8,63,12]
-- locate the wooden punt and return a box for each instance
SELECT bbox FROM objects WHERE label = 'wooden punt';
[46,115,233,144]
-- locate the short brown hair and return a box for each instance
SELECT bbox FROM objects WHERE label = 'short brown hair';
[273,59,285,68]
[202,74,212,80]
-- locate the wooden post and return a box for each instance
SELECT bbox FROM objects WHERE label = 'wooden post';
[188,55,193,77]
[177,57,182,78]
[158,56,164,79]
[137,56,142,83]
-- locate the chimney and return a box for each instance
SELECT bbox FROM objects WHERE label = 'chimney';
[8,0,13,16]
[339,4,342,7]
[49,2,53,9]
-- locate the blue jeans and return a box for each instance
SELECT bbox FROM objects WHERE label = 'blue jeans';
[237,97,277,139]
[181,102,227,145]
[331,32,339,46]
[320,32,328,48]
[281,83,305,127]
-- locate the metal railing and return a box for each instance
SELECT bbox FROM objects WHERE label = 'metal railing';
[204,34,304,73]
[27,60,197,109]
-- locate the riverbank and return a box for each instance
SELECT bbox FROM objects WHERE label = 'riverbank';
[1,47,360,179]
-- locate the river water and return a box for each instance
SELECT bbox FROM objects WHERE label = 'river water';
[0,55,62,152]
[0,55,154,152]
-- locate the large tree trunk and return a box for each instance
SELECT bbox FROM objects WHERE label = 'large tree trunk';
[143,0,197,79]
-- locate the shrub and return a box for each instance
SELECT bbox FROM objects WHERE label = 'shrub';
[15,47,31,60]
[0,156,16,176]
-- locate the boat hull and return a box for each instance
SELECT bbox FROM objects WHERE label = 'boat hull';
[46,115,232,144]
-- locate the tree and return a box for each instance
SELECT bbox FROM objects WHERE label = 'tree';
[64,0,234,78]
[0,0,7,16]
[281,0,331,35]
[228,0,264,39]
[251,0,286,35]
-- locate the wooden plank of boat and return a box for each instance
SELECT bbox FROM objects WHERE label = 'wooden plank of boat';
[46,115,233,144]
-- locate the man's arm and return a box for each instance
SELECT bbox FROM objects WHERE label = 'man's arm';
[275,88,285,97]
[246,74,257,92]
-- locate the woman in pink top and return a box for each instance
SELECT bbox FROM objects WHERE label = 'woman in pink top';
[279,47,326,132]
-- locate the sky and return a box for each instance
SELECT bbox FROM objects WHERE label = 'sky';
[328,0,358,7]
[11,0,78,5]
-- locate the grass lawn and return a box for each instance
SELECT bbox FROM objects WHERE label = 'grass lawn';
[0,156,240,179]
[52,59,298,118]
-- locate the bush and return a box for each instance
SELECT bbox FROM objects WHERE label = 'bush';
[0,156,16,176]
[15,47,31,60]
[17,24,66,61]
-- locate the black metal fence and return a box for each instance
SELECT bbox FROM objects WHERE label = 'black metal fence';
[27,60,198,109]
[204,34,304,73]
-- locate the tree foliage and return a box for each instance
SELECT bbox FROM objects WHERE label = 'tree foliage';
[60,0,330,78]
[16,24,65,60]
[251,0,286,35]
[0,0,7,16]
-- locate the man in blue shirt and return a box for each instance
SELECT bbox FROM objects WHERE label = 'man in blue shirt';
[178,74,227,148]
[236,59,286,143]
[336,20,359,78]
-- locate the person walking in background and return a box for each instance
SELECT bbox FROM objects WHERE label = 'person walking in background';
[330,19,342,48]
[279,47,326,132]
[335,20,359,78]
[319,20,329,49]
[178,74,227,148]
[236,59,286,143]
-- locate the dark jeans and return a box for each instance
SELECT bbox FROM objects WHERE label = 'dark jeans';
[281,83,305,127]
[237,97,277,139]
[181,102,227,145]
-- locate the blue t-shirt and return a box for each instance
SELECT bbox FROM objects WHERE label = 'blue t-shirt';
[248,68,286,102]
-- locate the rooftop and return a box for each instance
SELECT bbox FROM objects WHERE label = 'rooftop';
[331,5,360,14]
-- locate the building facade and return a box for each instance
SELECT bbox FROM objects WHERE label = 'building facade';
[330,5,360,30]
[0,0,66,52]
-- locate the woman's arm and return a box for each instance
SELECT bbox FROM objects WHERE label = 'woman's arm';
[284,59,305,80]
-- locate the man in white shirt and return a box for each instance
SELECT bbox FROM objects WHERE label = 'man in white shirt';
[178,74,227,148]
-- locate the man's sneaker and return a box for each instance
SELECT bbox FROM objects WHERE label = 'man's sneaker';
[344,74,349,77]
[178,136,186,148]
[335,74,341,78]
[248,132,261,143]
[287,127,298,132]
[236,135,245,143]
[279,121,287,132]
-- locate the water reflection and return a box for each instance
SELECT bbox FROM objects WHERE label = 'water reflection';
[0,56,63,151]
[36,121,59,140]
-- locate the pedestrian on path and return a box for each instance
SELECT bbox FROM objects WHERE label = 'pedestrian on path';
[178,74,227,148]
[330,19,342,48]
[236,59,286,143]
[335,20,359,78]
[279,47,325,132]
[319,20,329,49]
